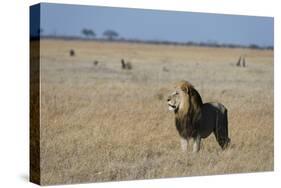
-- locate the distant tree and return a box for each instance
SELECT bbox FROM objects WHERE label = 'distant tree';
[87,29,96,38]
[103,30,119,40]
[81,29,96,39]
[81,29,89,38]
[249,44,260,49]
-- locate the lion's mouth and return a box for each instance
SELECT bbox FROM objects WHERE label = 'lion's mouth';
[168,103,177,111]
[168,103,176,108]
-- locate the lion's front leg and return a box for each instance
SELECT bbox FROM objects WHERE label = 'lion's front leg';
[180,137,189,152]
[193,135,201,152]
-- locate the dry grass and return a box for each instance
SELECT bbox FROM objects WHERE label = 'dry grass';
[37,39,273,185]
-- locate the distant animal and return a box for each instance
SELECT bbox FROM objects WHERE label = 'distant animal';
[236,56,241,67]
[242,57,246,67]
[167,80,230,152]
[121,59,126,69]
[126,62,132,70]
[236,56,247,67]
[162,66,169,72]
[121,59,132,70]
[69,49,75,56]
[93,60,99,66]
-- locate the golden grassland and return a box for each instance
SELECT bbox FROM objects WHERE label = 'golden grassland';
[37,39,273,185]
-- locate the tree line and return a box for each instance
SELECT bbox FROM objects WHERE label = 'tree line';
[81,28,119,40]
[33,28,273,50]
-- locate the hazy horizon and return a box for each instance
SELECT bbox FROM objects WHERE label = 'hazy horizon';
[32,3,274,47]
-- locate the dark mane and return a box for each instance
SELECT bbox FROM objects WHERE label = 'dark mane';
[175,84,203,138]
[187,87,203,137]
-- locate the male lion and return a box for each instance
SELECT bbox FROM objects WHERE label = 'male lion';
[167,80,230,152]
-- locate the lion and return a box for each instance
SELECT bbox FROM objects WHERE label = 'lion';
[167,80,230,152]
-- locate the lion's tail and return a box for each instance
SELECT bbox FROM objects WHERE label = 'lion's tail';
[215,109,230,149]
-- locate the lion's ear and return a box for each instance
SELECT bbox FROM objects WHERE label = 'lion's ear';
[182,87,188,93]
[187,86,195,96]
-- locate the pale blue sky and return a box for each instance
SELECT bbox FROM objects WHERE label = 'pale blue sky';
[38,3,273,46]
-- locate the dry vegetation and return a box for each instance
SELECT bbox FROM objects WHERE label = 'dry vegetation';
[38,39,273,185]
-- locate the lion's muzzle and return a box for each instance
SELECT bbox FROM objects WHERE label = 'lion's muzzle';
[167,97,177,111]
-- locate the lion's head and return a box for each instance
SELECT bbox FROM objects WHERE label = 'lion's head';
[167,80,203,114]
[167,80,203,138]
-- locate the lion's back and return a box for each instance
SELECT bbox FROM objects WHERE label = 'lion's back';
[198,102,227,138]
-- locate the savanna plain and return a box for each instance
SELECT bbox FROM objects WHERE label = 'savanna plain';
[36,39,273,185]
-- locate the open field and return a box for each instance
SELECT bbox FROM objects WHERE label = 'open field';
[37,39,273,185]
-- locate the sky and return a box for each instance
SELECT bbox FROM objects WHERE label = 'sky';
[34,3,273,46]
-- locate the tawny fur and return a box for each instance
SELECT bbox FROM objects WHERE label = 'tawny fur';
[167,80,230,152]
